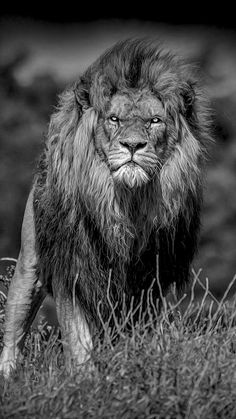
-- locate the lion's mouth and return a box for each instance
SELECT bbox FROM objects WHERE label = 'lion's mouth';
[119,160,136,169]
[112,159,141,171]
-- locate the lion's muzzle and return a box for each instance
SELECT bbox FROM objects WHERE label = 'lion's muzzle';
[109,124,157,188]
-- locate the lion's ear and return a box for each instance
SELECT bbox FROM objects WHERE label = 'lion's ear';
[74,80,90,113]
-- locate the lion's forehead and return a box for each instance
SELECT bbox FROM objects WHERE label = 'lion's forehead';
[107,92,164,119]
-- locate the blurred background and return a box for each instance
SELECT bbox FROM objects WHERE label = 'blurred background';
[0,7,236,299]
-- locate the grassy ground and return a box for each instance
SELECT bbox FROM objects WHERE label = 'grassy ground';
[0,267,236,419]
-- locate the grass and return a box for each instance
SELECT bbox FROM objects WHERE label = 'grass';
[0,264,236,418]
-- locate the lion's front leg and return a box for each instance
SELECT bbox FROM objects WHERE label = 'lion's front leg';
[53,286,93,374]
[0,259,45,377]
[0,189,46,378]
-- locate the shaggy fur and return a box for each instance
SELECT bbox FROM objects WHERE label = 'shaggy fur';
[34,39,212,331]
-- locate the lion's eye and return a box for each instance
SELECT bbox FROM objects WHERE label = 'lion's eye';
[109,115,119,123]
[150,117,161,124]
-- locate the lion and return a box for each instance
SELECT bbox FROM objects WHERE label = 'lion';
[0,39,212,377]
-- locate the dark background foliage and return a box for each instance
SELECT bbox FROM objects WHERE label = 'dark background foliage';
[0,10,236,298]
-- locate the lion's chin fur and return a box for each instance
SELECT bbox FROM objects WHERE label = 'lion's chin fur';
[112,164,150,189]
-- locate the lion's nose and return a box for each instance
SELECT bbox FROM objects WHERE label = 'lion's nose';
[119,140,147,155]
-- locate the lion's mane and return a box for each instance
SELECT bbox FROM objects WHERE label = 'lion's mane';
[34,40,212,328]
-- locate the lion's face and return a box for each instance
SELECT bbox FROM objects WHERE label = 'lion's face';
[95,90,167,188]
